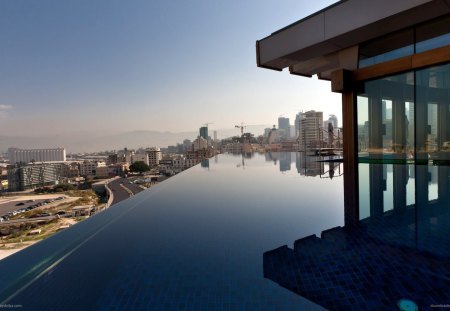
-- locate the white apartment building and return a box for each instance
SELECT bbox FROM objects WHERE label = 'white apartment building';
[8,147,66,164]
[192,137,208,152]
[298,111,324,149]
[173,156,200,170]
[132,154,149,166]
[79,161,96,177]
[145,147,162,166]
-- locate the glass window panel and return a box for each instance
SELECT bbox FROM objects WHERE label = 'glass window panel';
[357,96,369,156]
[406,165,415,206]
[416,16,450,53]
[359,29,414,68]
[383,164,394,212]
[429,166,438,201]
[358,163,370,220]
[416,63,450,162]
[382,99,392,152]
[427,103,438,152]
[357,72,413,160]
[406,101,415,158]
[416,33,450,53]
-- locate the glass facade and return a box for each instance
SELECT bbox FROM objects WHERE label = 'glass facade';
[357,72,414,160]
[357,63,450,161]
[359,16,450,68]
[357,62,450,254]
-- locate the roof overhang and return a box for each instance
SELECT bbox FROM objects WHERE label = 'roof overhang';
[256,0,450,79]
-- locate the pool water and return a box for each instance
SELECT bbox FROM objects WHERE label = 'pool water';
[0,153,344,310]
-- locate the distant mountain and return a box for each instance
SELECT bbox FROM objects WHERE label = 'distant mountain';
[0,125,270,153]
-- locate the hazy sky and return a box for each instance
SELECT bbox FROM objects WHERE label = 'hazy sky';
[0,0,340,137]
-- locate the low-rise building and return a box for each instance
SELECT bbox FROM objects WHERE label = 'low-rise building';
[132,154,149,166]
[7,162,65,191]
[173,156,200,170]
[79,161,96,177]
[108,163,129,176]
[95,166,110,178]
[158,159,174,174]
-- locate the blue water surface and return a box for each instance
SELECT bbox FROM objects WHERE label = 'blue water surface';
[0,153,344,311]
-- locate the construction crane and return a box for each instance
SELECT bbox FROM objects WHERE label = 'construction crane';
[203,122,214,129]
[235,122,247,136]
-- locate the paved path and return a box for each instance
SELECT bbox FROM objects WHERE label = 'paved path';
[108,178,144,206]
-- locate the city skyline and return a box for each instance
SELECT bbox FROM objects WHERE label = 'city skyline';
[0,0,340,138]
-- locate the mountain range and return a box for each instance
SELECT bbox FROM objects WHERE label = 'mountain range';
[0,126,270,154]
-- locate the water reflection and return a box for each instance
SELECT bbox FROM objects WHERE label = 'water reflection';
[264,162,450,310]
[201,159,209,168]
[1,152,343,311]
[296,152,325,177]
[240,152,342,177]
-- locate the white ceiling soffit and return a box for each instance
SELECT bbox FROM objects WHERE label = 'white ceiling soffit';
[257,0,449,72]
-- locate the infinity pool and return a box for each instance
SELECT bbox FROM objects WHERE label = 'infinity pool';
[0,152,344,310]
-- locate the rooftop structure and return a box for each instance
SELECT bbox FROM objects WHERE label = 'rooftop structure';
[257,0,450,309]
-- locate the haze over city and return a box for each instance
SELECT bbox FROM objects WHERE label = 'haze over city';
[0,0,340,146]
[1,1,449,309]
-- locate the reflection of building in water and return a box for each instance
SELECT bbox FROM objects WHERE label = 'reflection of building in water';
[279,152,291,172]
[295,152,324,176]
[265,163,450,310]
[326,161,342,179]
[200,159,209,168]
[265,152,278,165]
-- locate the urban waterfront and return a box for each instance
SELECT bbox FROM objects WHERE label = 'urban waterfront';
[0,152,344,310]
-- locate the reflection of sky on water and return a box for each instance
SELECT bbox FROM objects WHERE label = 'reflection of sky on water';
[3,152,343,310]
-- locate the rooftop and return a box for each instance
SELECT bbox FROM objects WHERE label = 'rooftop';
[256,0,450,78]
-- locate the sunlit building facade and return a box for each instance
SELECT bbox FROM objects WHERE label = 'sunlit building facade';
[8,147,66,164]
[7,162,65,191]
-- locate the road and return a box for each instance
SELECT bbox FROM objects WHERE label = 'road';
[108,178,144,206]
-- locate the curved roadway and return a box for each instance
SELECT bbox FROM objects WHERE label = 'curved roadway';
[107,178,144,206]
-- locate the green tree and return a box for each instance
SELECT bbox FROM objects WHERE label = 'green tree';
[129,161,150,173]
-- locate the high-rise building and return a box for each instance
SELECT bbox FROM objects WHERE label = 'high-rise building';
[298,111,323,149]
[145,147,162,166]
[278,117,290,138]
[328,114,338,128]
[192,137,208,151]
[199,127,208,140]
[295,112,304,138]
[8,147,66,164]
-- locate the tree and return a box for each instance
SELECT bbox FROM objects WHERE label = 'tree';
[129,161,150,173]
